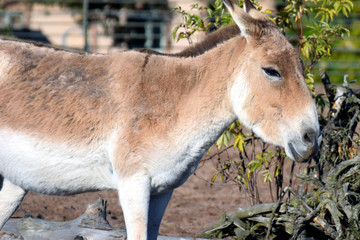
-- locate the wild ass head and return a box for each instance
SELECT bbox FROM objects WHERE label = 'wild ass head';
[224,0,320,162]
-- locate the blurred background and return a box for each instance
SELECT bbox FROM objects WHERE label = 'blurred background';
[0,0,358,81]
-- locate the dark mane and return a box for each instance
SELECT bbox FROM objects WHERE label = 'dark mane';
[136,24,240,57]
[0,24,240,58]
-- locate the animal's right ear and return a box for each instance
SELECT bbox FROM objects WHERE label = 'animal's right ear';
[243,0,256,12]
[223,0,269,38]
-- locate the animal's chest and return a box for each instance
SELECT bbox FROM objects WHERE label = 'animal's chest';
[148,133,217,195]
[149,153,201,194]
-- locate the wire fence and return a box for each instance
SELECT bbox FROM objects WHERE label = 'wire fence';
[0,0,176,53]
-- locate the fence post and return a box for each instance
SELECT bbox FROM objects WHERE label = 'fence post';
[83,0,89,52]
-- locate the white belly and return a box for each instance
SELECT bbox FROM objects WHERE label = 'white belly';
[0,129,116,195]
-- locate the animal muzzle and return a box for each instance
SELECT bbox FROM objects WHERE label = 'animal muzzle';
[286,127,321,163]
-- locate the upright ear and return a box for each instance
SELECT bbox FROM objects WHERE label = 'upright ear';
[223,0,271,38]
[243,0,256,12]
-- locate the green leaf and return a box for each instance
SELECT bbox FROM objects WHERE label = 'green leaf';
[216,130,231,149]
[234,135,245,152]
[274,165,280,178]
[172,25,181,40]
[248,160,262,172]
[211,173,218,183]
[262,169,272,183]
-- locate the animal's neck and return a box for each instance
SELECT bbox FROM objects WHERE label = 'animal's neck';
[182,37,244,120]
[108,36,246,145]
[151,37,245,141]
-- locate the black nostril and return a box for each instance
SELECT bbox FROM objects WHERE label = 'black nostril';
[303,128,316,145]
[304,133,312,143]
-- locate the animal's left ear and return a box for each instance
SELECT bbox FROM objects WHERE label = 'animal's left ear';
[223,0,270,38]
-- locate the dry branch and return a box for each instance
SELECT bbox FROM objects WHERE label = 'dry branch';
[1,199,205,240]
[195,203,278,238]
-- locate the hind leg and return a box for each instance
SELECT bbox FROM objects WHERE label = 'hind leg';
[0,176,26,230]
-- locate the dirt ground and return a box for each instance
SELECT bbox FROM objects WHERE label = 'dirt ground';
[12,148,307,238]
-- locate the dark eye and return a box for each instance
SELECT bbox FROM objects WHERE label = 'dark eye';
[263,68,281,79]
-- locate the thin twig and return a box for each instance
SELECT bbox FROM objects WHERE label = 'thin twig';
[201,145,234,162]
[288,161,296,201]
[265,186,289,240]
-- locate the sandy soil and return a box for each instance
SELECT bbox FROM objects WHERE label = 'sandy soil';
[12,148,307,238]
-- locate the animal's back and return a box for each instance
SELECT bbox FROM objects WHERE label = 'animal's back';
[0,40,118,141]
[0,40,125,194]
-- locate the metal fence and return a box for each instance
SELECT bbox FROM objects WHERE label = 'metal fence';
[0,0,173,53]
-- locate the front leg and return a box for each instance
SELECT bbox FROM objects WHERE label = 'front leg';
[118,173,151,240]
[148,190,173,240]
[0,177,26,230]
